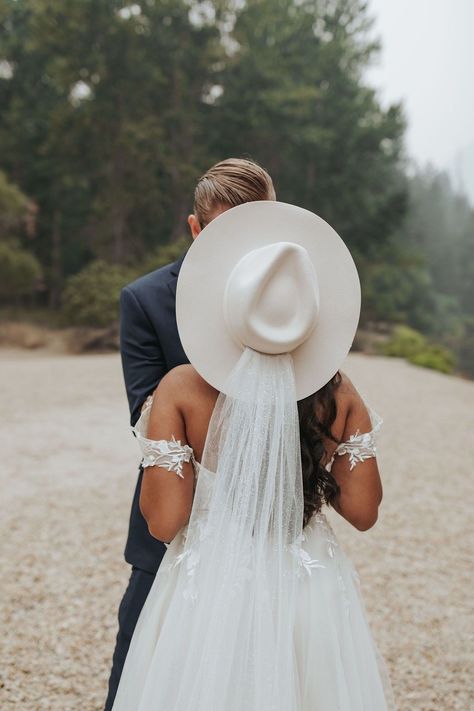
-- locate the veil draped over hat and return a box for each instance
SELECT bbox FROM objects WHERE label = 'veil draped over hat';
[120,346,305,710]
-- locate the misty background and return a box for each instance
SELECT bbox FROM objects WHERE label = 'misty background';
[366,0,474,204]
[0,0,473,376]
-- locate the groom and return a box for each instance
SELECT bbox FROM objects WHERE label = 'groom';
[104,157,276,710]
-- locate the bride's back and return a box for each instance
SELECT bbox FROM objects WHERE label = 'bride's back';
[171,363,355,468]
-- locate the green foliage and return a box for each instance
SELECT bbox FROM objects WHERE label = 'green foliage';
[0,170,29,237]
[0,0,224,277]
[0,0,472,379]
[407,345,455,374]
[0,241,42,298]
[61,239,189,328]
[380,325,427,358]
[381,325,456,375]
[61,260,134,327]
[359,164,474,377]
[137,237,190,277]
[0,0,406,278]
[448,316,474,378]
[361,254,461,337]
[0,162,41,303]
[210,0,407,254]
[362,259,434,329]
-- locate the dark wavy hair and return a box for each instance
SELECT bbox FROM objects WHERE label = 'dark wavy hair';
[297,371,342,528]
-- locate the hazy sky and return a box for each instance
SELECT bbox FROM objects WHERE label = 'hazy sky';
[364,0,474,197]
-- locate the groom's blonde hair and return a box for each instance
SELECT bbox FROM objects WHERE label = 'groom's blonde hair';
[193,158,276,228]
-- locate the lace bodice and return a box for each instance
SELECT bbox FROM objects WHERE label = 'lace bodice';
[132,395,383,479]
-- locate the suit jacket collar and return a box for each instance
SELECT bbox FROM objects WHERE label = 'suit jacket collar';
[169,251,188,278]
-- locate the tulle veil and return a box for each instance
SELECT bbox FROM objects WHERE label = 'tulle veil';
[114,346,306,710]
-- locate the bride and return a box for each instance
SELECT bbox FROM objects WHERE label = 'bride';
[111,200,397,710]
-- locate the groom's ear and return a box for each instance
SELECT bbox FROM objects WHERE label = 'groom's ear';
[188,213,202,240]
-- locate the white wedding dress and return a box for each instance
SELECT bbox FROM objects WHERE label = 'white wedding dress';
[112,352,396,711]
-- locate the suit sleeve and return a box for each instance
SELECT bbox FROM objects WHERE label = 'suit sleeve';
[119,285,168,428]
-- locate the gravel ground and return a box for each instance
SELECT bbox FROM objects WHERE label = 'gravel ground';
[0,349,472,710]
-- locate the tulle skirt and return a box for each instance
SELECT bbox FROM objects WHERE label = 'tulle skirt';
[292,512,396,709]
[111,509,396,711]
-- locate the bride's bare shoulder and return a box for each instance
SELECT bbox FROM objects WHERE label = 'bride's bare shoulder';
[156,364,218,402]
[333,370,365,413]
[336,370,358,398]
[335,370,373,430]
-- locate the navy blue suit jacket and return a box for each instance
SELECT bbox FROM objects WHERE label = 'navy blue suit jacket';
[119,252,189,574]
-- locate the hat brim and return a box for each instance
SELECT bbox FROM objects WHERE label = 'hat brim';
[176,200,361,400]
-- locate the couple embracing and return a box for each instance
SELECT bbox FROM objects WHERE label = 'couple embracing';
[104,158,396,711]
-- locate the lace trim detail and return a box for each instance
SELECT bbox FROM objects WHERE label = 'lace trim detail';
[171,518,213,603]
[175,528,326,602]
[334,430,378,471]
[312,512,339,558]
[289,530,326,577]
[325,405,383,472]
[311,512,354,617]
[136,434,194,478]
[132,395,195,478]
[171,511,358,615]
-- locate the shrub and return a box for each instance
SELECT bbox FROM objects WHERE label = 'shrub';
[381,324,456,374]
[62,241,188,328]
[380,325,427,358]
[138,237,189,276]
[407,345,456,374]
[0,170,29,236]
[455,317,474,378]
[61,260,134,327]
[0,241,42,298]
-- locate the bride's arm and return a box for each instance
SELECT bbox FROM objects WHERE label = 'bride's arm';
[138,367,195,543]
[329,388,383,531]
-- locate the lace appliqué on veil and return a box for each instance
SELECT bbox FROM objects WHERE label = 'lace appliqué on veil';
[325,405,383,473]
[132,395,195,478]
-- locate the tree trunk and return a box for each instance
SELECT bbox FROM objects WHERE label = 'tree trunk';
[48,210,62,310]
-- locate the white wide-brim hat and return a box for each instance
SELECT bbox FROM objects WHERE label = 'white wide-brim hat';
[176,200,361,400]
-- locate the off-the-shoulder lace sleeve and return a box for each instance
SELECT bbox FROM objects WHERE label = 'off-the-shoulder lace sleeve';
[131,395,195,479]
[325,405,383,473]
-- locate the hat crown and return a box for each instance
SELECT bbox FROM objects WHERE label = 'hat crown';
[223,241,320,355]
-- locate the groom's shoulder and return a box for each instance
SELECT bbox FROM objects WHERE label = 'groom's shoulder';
[125,257,182,298]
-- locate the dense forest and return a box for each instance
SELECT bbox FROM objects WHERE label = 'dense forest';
[0,0,472,375]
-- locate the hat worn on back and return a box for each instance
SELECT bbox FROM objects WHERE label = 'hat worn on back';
[176,200,361,400]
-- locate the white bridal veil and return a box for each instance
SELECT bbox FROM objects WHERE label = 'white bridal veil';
[117,346,306,710]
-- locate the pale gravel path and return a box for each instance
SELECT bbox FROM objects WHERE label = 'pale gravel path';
[0,349,472,710]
